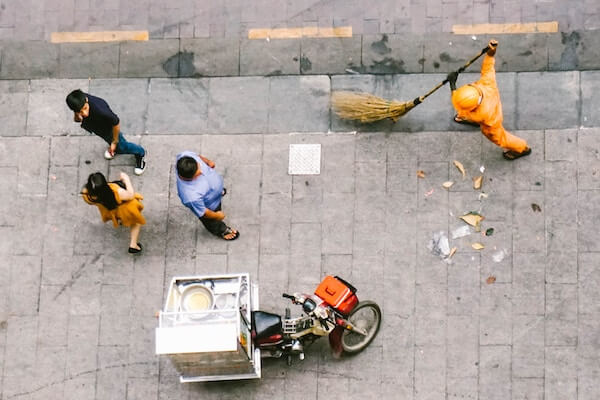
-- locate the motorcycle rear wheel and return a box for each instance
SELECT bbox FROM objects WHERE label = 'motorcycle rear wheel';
[341,301,382,354]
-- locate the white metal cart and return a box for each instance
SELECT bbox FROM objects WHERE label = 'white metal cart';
[155,273,261,382]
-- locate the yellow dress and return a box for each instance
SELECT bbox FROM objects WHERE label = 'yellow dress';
[83,183,146,227]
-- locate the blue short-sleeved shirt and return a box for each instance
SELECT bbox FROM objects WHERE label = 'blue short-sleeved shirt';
[176,151,224,218]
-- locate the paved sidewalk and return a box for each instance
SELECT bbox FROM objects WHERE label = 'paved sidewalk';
[0,0,598,41]
[1,70,599,400]
[2,31,600,80]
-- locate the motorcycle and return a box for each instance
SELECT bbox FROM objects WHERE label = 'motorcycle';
[251,275,382,363]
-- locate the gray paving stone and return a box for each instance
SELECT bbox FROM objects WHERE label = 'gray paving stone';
[240,38,300,76]
[581,71,600,127]
[578,191,600,252]
[512,378,544,400]
[147,78,209,134]
[578,252,600,314]
[268,75,330,133]
[512,253,545,315]
[512,315,545,378]
[549,30,600,71]
[577,128,600,190]
[479,345,511,400]
[300,36,362,75]
[545,283,578,346]
[447,253,480,316]
[208,77,269,134]
[180,38,240,77]
[545,346,578,400]
[119,39,180,78]
[545,128,577,161]
[447,316,478,378]
[322,192,354,255]
[414,345,446,400]
[516,71,580,130]
[422,33,490,74]
[88,79,149,136]
[512,192,545,253]
[0,41,59,79]
[59,42,119,78]
[0,80,28,137]
[363,33,424,74]
[27,79,90,136]
[64,377,96,400]
[493,33,550,72]
[480,284,512,345]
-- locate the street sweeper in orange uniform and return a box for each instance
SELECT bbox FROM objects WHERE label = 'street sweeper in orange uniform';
[447,39,532,160]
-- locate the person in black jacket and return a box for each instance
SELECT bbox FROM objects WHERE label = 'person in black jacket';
[66,89,147,175]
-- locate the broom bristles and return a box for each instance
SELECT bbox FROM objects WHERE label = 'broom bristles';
[331,91,417,123]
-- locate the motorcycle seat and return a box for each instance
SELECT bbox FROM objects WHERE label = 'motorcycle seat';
[252,311,282,341]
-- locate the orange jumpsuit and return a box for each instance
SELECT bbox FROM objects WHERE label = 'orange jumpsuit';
[456,55,528,153]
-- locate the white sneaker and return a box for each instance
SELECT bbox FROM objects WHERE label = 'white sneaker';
[134,154,146,175]
[104,150,114,160]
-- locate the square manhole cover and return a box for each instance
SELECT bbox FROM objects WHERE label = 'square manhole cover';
[288,144,321,175]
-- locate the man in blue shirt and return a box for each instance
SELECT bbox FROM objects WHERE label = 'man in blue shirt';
[176,151,239,240]
[66,89,147,175]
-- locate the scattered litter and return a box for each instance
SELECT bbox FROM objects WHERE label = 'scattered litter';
[51,226,58,232]
[485,228,494,236]
[448,247,457,258]
[50,175,57,180]
[471,36,477,40]
[85,160,91,164]
[478,192,489,200]
[486,276,496,284]
[480,165,485,173]
[492,249,508,262]
[531,203,542,212]
[453,160,466,179]
[452,225,472,239]
[471,242,485,250]
[460,212,484,231]
[428,231,450,258]
[345,68,359,74]
[266,37,270,42]
[417,170,426,178]
[442,181,454,189]
[424,188,434,197]
[473,175,483,190]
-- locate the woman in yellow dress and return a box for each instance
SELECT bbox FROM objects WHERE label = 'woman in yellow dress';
[81,171,145,253]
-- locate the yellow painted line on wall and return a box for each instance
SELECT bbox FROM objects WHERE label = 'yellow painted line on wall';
[248,26,352,39]
[452,21,558,35]
[50,30,149,43]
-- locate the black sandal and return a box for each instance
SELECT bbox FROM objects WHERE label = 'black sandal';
[503,148,532,160]
[128,243,143,254]
[453,114,479,127]
[222,227,239,241]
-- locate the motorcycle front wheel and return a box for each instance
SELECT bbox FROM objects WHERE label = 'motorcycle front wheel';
[341,301,382,354]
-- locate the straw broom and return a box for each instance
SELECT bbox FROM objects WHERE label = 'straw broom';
[331,45,491,123]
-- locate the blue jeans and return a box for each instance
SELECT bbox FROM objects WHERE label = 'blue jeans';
[115,133,145,158]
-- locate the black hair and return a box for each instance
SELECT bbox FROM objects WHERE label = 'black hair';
[85,172,118,210]
[66,89,87,112]
[177,156,198,179]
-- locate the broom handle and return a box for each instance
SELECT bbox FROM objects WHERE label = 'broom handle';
[412,45,490,105]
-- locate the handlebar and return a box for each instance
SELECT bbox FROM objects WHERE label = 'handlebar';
[282,293,295,300]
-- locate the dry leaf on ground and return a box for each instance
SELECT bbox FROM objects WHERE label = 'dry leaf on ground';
[453,160,466,179]
[460,212,484,230]
[442,181,454,189]
[531,203,542,212]
[473,175,483,190]
[472,242,485,250]
[417,170,426,178]
[486,276,496,284]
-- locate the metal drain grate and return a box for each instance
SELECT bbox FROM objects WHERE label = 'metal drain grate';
[288,144,321,175]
